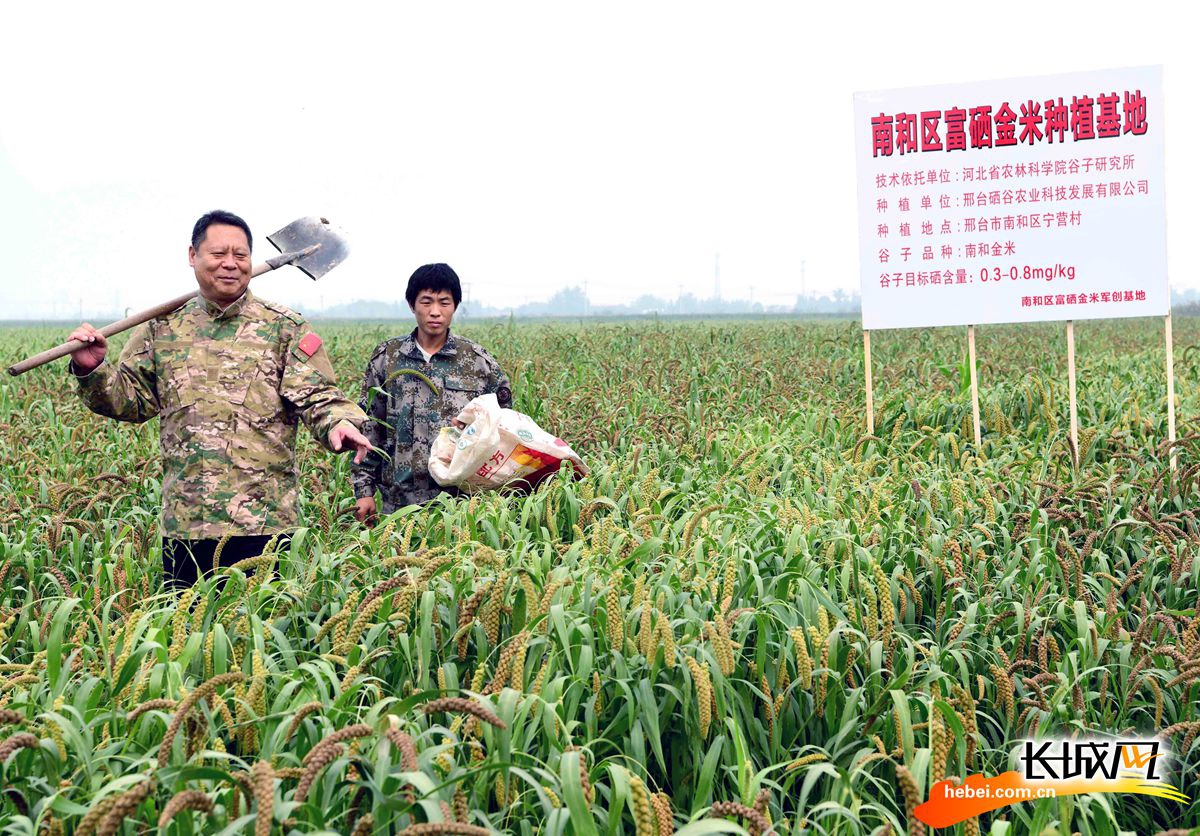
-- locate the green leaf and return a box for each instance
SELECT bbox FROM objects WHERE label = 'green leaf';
[46,597,80,690]
[694,735,726,812]
[558,750,599,836]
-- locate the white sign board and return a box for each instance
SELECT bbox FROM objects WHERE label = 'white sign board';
[854,66,1166,330]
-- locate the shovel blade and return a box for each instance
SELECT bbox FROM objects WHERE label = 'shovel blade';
[265,216,350,281]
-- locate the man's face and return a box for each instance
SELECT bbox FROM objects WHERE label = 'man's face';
[190,224,252,306]
[410,288,457,342]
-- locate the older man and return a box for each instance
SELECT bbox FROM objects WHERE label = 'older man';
[68,210,371,587]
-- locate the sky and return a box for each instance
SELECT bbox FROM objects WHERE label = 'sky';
[0,2,1195,319]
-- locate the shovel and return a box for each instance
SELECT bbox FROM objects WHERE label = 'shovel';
[7,216,349,376]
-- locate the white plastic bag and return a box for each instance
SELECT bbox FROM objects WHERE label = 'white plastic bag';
[428,393,588,491]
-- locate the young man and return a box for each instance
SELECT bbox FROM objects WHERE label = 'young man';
[68,210,371,587]
[351,263,511,523]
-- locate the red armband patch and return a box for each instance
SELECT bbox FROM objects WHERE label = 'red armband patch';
[298,332,323,358]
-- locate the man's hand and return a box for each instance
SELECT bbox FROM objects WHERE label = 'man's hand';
[354,496,378,526]
[329,420,372,464]
[67,323,107,374]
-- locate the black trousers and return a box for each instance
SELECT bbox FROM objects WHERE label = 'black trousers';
[161,534,290,590]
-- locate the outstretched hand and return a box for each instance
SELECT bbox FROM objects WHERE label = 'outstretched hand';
[329,421,372,464]
[354,496,378,527]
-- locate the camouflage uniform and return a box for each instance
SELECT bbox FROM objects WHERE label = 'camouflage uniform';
[351,328,511,513]
[74,290,365,538]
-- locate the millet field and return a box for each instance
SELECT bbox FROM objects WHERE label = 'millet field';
[1,317,1199,835]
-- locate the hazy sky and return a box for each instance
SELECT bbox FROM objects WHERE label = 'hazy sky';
[0,2,1195,319]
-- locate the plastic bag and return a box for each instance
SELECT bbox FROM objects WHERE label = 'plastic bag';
[428,393,588,491]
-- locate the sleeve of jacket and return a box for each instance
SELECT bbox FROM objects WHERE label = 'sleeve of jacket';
[479,346,513,409]
[350,346,388,499]
[278,322,366,452]
[73,323,160,423]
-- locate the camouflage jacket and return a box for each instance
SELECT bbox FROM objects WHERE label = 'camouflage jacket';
[74,290,365,538]
[351,329,511,513]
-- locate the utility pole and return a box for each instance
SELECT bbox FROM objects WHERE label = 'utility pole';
[583,279,589,316]
[714,252,720,300]
[801,259,807,301]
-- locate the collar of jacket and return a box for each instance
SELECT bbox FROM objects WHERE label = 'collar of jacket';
[401,327,458,360]
[198,289,254,320]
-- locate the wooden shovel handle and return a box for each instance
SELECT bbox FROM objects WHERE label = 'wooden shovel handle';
[6,252,304,376]
[6,291,200,376]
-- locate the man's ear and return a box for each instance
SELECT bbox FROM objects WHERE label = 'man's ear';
[188,246,197,268]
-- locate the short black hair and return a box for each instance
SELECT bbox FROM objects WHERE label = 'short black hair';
[192,210,253,252]
[406,263,462,307]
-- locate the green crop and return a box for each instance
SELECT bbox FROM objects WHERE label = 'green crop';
[0,317,1198,834]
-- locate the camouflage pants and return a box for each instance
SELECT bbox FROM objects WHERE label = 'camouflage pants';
[378,479,462,516]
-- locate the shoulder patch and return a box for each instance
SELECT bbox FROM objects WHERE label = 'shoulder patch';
[298,332,323,358]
